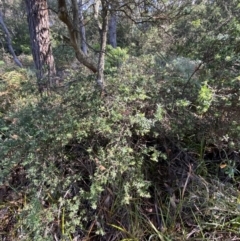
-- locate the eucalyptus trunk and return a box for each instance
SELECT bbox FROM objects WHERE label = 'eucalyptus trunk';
[94,0,109,91]
[108,11,117,48]
[78,0,88,54]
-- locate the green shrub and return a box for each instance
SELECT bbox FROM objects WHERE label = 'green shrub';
[1,51,240,240]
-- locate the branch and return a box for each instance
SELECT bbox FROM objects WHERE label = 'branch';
[57,0,97,73]
[181,62,203,97]
[0,10,22,67]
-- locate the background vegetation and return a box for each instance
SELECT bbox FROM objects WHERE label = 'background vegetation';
[0,0,240,240]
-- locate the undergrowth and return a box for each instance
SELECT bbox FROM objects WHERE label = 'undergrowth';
[0,54,240,241]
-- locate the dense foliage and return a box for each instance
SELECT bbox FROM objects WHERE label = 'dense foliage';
[0,0,240,240]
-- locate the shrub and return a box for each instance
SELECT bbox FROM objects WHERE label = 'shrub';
[1,50,240,240]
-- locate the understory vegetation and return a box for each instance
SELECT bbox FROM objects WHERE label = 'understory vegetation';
[1,1,240,241]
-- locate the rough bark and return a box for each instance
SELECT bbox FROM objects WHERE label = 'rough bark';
[58,0,97,73]
[25,0,56,87]
[78,0,88,54]
[0,10,22,67]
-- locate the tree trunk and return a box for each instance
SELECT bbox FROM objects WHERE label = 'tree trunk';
[78,0,88,54]
[108,11,117,48]
[94,0,109,91]
[71,0,80,46]
[25,0,56,89]
[0,10,22,67]
[58,0,97,73]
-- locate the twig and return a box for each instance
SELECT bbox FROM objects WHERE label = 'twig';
[181,164,192,200]
[181,62,203,97]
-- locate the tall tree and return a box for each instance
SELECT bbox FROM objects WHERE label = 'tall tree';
[25,0,56,89]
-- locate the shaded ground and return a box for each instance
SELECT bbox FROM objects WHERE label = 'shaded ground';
[1,140,240,241]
